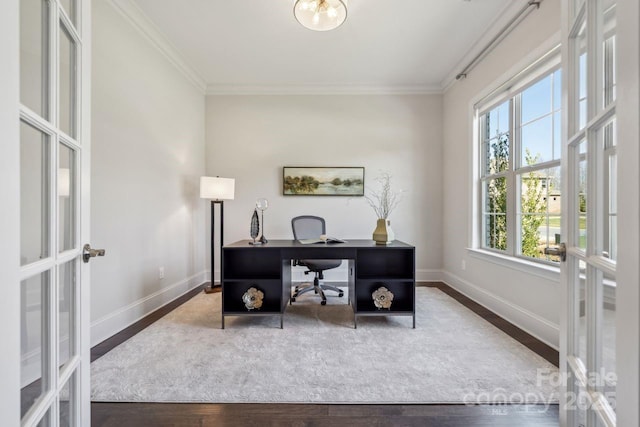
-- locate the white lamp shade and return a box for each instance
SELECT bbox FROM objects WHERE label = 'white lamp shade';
[294,0,347,32]
[58,168,70,197]
[200,176,235,200]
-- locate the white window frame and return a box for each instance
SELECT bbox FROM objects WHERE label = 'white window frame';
[474,47,563,267]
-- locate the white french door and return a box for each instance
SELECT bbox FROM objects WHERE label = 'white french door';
[561,0,619,426]
[15,0,92,426]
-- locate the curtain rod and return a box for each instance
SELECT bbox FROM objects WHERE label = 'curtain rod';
[456,1,542,81]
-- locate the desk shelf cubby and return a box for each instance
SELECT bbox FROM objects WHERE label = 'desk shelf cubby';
[222,279,283,313]
[354,245,415,328]
[222,247,285,328]
[223,249,281,280]
[355,248,415,280]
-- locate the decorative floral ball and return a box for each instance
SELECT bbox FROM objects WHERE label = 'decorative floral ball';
[242,287,264,310]
[372,286,394,309]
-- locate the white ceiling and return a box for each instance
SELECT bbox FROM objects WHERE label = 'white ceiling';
[129,0,513,93]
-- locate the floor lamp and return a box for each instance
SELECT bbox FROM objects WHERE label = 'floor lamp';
[200,176,235,293]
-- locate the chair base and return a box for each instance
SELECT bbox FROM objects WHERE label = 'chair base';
[291,275,343,306]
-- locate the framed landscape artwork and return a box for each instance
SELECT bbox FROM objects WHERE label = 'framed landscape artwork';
[283,167,365,196]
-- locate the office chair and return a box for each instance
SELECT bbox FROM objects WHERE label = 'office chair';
[291,215,343,306]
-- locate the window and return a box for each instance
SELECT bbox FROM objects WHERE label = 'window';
[478,62,562,264]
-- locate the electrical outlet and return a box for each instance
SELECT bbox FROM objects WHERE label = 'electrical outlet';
[159,267,165,279]
[461,260,466,271]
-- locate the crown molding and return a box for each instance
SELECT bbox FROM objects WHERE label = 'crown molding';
[205,84,443,96]
[440,0,541,93]
[105,0,207,94]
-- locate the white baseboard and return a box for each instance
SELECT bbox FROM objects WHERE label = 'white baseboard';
[442,271,559,350]
[90,271,206,347]
[416,269,444,282]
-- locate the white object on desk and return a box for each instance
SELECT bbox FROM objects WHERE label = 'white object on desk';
[298,237,346,244]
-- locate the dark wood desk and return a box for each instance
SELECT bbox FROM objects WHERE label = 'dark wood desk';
[221,239,415,329]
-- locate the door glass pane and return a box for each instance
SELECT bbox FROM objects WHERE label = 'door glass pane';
[594,411,610,427]
[59,23,76,138]
[20,0,49,119]
[607,152,617,260]
[59,0,76,27]
[59,373,76,427]
[59,144,76,252]
[21,121,50,265]
[572,374,589,426]
[577,140,587,251]
[602,120,617,261]
[59,261,76,369]
[21,272,50,419]
[576,269,587,364]
[37,408,52,427]
[602,6,616,109]
[575,21,587,132]
[574,381,591,427]
[600,277,617,412]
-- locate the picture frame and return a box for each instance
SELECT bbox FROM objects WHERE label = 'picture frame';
[283,167,365,196]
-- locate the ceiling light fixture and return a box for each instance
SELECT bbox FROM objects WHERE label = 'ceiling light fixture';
[294,0,347,32]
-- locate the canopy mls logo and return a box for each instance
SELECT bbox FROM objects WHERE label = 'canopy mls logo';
[461,367,617,413]
[538,367,617,411]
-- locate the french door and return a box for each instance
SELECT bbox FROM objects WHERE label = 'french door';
[561,0,618,425]
[15,0,92,426]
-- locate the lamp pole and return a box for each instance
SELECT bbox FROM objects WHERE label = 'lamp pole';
[205,199,224,293]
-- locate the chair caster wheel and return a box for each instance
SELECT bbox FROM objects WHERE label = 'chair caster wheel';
[338,292,344,297]
[291,297,296,302]
[321,300,327,306]
[314,290,318,294]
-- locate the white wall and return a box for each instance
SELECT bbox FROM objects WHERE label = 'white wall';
[90,0,206,345]
[205,94,443,282]
[442,1,562,348]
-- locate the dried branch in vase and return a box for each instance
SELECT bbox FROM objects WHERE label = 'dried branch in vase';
[364,172,402,219]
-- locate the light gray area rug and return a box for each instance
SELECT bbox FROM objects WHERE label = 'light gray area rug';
[91,287,559,404]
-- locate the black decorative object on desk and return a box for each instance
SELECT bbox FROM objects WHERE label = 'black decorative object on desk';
[249,209,261,245]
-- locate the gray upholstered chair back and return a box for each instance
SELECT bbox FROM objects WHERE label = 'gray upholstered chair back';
[292,216,326,241]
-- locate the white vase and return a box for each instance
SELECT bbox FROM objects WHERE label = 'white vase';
[372,218,395,245]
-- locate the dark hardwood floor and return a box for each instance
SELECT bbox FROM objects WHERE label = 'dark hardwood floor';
[90,282,559,427]
[92,402,559,426]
